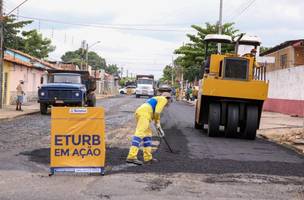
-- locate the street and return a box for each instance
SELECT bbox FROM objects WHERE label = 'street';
[0,95,304,200]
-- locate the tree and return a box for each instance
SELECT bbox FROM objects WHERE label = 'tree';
[4,16,55,59]
[161,65,175,83]
[106,64,120,75]
[88,51,107,70]
[174,22,239,82]
[19,30,55,59]
[260,46,271,54]
[61,49,106,70]
[61,50,82,65]
[3,16,32,50]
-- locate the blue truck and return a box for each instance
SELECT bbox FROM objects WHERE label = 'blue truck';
[38,70,96,114]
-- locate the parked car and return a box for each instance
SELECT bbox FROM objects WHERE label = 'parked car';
[119,87,127,94]
[119,85,136,95]
[156,84,172,95]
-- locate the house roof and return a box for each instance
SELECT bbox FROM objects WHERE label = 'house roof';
[6,48,57,69]
[4,54,32,67]
[261,39,304,56]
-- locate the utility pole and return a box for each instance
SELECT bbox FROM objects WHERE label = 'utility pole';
[171,56,174,86]
[0,0,4,108]
[80,40,86,71]
[85,43,89,71]
[217,0,223,54]
[120,67,123,78]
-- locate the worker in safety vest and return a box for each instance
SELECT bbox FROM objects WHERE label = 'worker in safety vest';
[126,92,171,165]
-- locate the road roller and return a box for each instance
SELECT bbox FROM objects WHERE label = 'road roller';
[194,34,268,140]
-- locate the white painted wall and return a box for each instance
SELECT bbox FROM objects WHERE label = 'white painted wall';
[266,65,304,100]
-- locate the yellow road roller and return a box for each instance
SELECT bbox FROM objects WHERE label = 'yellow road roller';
[194,34,268,140]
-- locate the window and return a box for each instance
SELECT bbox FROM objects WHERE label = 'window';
[137,79,153,85]
[280,54,287,68]
[223,57,249,80]
[53,74,81,84]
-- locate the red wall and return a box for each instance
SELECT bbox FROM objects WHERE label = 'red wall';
[263,98,304,117]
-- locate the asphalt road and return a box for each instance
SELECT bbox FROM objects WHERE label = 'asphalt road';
[0,95,304,200]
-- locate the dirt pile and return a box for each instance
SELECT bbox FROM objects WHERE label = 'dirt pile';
[260,128,304,154]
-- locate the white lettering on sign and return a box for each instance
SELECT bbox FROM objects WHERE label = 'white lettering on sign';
[69,108,88,114]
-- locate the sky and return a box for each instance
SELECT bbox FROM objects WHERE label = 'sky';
[5,0,304,79]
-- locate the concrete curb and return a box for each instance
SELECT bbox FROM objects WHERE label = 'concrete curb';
[96,94,117,100]
[0,109,40,121]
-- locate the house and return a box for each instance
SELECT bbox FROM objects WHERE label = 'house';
[261,39,304,71]
[261,39,304,116]
[1,49,56,105]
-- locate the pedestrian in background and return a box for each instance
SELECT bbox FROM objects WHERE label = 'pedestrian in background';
[16,80,25,111]
[186,87,191,101]
[126,92,171,165]
[171,87,176,101]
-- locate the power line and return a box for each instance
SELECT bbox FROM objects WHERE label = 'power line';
[225,0,251,20]
[6,0,28,16]
[16,15,191,32]
[229,0,256,21]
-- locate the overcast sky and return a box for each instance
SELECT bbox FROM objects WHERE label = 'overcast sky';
[5,0,304,78]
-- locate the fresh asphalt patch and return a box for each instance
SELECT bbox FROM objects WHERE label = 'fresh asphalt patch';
[16,98,304,185]
[20,116,304,180]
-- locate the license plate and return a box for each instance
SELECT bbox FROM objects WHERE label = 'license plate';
[55,100,64,104]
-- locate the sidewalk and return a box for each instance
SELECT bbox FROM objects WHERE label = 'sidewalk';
[259,112,304,154]
[0,94,116,121]
[0,102,40,121]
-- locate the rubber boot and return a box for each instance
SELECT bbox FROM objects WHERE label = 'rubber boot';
[126,158,143,165]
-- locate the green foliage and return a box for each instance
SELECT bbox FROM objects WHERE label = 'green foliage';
[3,16,32,50]
[88,51,107,70]
[61,50,121,75]
[61,48,106,70]
[119,77,135,86]
[4,16,55,59]
[19,30,55,59]
[161,65,175,83]
[260,46,271,54]
[61,49,82,64]
[174,22,239,82]
[106,64,120,75]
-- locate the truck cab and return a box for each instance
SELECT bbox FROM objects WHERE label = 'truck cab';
[135,75,155,98]
[38,70,96,114]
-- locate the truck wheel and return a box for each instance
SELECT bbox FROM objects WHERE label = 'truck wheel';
[40,103,48,115]
[243,105,258,140]
[208,103,220,137]
[225,104,239,138]
[136,95,140,98]
[87,94,96,107]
